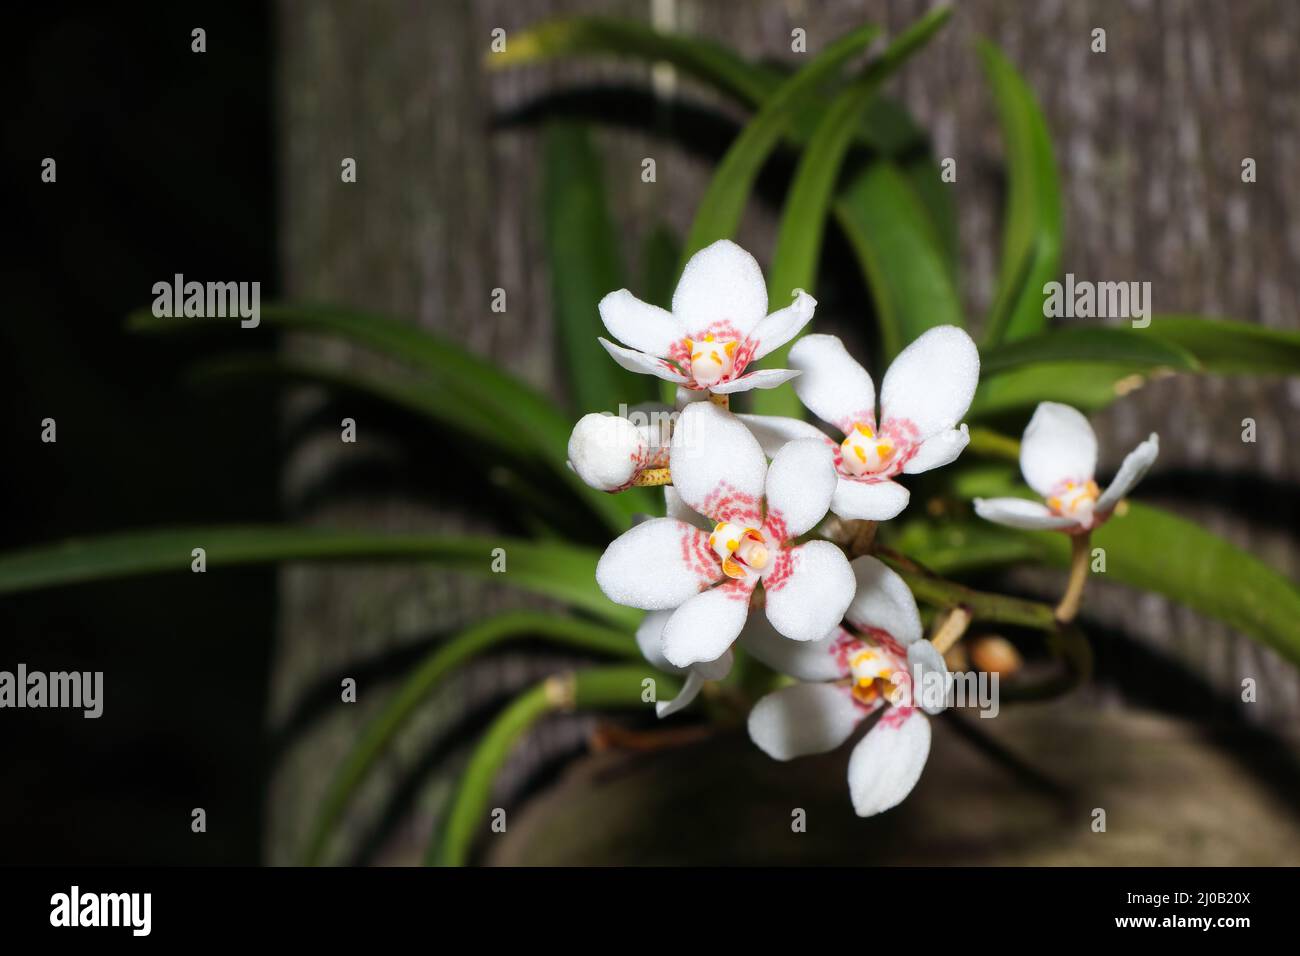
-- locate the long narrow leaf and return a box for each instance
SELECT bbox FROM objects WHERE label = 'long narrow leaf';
[544,123,654,414]
[128,305,641,531]
[303,610,638,866]
[835,161,964,362]
[949,476,1300,668]
[1147,314,1300,375]
[428,664,679,866]
[681,22,881,260]
[969,360,1169,419]
[0,527,637,628]
[980,326,1199,376]
[979,40,1062,345]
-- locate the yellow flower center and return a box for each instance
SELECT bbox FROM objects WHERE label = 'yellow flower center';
[848,648,903,706]
[839,422,894,476]
[1047,479,1100,519]
[684,334,738,387]
[708,522,770,579]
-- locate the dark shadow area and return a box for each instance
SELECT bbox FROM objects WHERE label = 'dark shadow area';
[0,2,276,863]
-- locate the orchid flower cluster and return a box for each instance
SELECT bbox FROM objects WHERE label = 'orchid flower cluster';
[565,240,1159,817]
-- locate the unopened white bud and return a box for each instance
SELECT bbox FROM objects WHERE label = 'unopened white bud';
[567,413,645,491]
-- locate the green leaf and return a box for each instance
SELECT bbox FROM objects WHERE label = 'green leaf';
[303,611,638,866]
[640,222,681,310]
[980,326,1200,376]
[188,354,514,448]
[753,7,953,415]
[429,664,680,866]
[1067,504,1300,668]
[978,40,1062,345]
[835,161,964,362]
[543,123,654,415]
[969,360,1166,419]
[495,13,957,286]
[489,16,776,105]
[128,304,640,531]
[681,22,881,261]
[885,517,1045,575]
[949,475,1300,669]
[1147,314,1300,375]
[0,526,637,628]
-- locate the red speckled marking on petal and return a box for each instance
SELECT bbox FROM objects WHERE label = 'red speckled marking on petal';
[858,625,908,663]
[763,545,796,593]
[877,704,914,728]
[834,416,922,481]
[716,576,756,603]
[700,480,761,526]
[679,524,722,590]
[762,507,789,546]
[829,628,865,677]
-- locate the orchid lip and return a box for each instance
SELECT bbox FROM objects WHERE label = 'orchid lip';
[708,521,773,580]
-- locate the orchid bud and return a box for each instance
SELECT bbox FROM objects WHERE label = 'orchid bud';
[567,413,645,491]
[969,634,1023,676]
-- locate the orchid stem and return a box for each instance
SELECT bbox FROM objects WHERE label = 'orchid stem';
[846,520,878,558]
[930,606,972,655]
[708,393,730,408]
[1054,532,1092,623]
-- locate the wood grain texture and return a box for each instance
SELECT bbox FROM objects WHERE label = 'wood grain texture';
[273,0,1300,864]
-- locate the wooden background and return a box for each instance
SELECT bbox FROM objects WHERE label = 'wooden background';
[270,0,1300,865]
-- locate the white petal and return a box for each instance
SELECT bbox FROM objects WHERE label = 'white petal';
[634,610,680,674]
[597,337,688,383]
[847,709,931,817]
[710,368,801,394]
[973,496,1079,530]
[764,439,837,540]
[764,540,856,643]
[1095,433,1160,513]
[902,424,970,475]
[879,326,980,440]
[747,683,866,760]
[656,649,733,718]
[596,518,719,610]
[789,333,877,433]
[844,555,923,646]
[598,289,686,358]
[736,413,831,459]
[693,648,734,682]
[906,641,952,715]
[748,289,817,362]
[567,413,644,491]
[670,402,766,525]
[664,486,711,531]
[672,239,769,338]
[656,671,704,718]
[661,581,754,667]
[831,477,910,521]
[741,616,847,681]
[1019,402,1097,497]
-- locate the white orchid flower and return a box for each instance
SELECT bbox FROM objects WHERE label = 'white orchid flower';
[740,327,980,522]
[596,402,855,668]
[974,402,1159,533]
[597,239,816,396]
[744,556,951,817]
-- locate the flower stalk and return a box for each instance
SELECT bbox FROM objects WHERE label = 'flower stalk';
[930,605,972,655]
[1055,531,1091,623]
